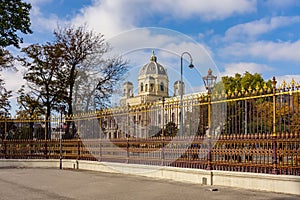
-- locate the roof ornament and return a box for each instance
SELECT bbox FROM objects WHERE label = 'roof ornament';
[150,50,157,62]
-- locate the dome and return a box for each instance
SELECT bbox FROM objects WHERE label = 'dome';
[123,81,133,85]
[139,51,167,77]
[174,80,184,85]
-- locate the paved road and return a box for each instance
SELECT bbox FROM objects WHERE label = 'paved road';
[0,168,299,200]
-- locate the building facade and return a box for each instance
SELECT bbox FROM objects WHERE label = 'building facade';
[101,51,202,139]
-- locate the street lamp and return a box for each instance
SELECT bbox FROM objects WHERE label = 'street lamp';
[202,68,217,137]
[202,68,217,136]
[180,52,194,137]
[59,105,66,170]
[202,68,217,170]
[202,68,217,94]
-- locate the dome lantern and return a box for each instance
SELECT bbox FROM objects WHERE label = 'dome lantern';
[150,50,157,62]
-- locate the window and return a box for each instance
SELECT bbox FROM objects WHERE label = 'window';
[141,83,144,92]
[150,83,154,92]
[145,84,148,92]
[123,89,126,96]
[128,89,132,96]
[160,82,164,91]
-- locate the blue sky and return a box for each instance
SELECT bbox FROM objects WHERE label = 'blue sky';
[3,0,300,102]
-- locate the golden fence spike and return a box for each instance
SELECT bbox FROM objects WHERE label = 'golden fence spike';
[259,88,264,94]
[234,88,238,95]
[291,78,295,87]
[241,86,245,94]
[263,83,268,91]
[282,80,286,89]
[228,89,232,97]
[256,84,260,91]
[231,91,235,98]
[248,86,252,94]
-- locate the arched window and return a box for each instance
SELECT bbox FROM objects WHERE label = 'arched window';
[150,83,154,92]
[160,82,164,91]
[141,83,144,92]
[129,89,132,97]
[145,84,148,92]
[123,89,126,96]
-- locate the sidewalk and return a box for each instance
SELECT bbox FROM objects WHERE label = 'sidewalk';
[0,168,299,200]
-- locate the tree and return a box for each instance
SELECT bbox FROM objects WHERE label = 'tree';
[21,43,68,139]
[0,78,12,117]
[16,85,44,118]
[0,0,32,48]
[54,25,128,138]
[0,0,32,117]
[215,72,273,135]
[214,71,272,95]
[0,49,14,69]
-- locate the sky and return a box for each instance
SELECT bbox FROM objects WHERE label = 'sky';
[2,0,300,111]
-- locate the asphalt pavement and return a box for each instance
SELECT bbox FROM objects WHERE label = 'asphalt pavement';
[0,168,299,200]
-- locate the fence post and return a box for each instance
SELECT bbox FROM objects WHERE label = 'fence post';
[161,137,165,166]
[126,137,129,163]
[206,93,212,170]
[99,138,102,162]
[99,114,102,162]
[4,140,7,159]
[44,140,48,159]
[272,76,279,174]
[4,117,7,139]
[77,139,81,160]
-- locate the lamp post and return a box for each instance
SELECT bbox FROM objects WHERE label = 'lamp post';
[202,68,217,170]
[180,52,194,137]
[59,105,66,170]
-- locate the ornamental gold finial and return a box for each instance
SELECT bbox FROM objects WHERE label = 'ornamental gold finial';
[291,78,295,87]
[282,80,286,89]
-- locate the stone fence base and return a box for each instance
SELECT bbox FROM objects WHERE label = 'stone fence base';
[1,159,299,195]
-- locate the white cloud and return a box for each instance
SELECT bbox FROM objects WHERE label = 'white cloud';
[107,28,215,68]
[221,62,273,77]
[219,40,300,62]
[275,75,300,87]
[25,0,256,39]
[70,0,256,38]
[147,0,256,20]
[1,69,26,93]
[224,16,300,42]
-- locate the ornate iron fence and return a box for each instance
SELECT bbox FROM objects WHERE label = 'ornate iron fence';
[0,78,299,175]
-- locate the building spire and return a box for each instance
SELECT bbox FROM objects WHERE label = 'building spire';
[150,50,157,62]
